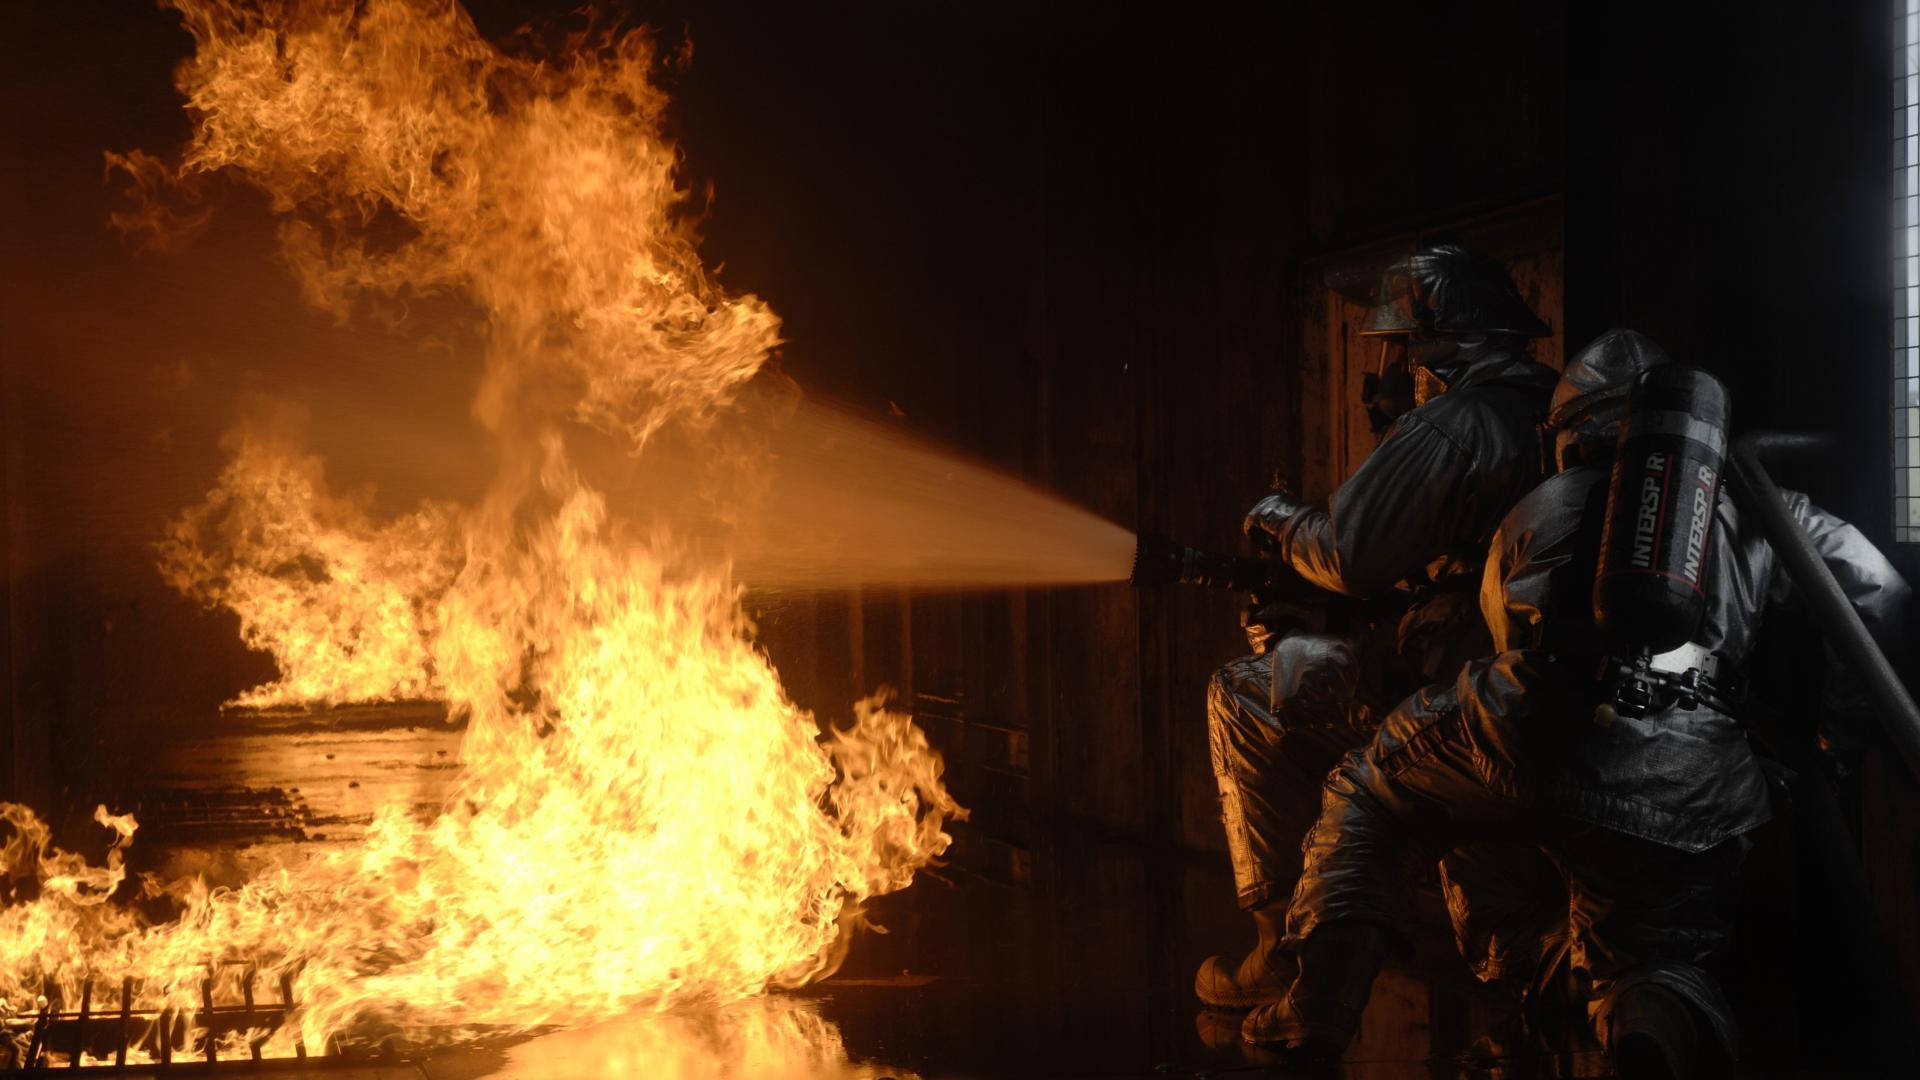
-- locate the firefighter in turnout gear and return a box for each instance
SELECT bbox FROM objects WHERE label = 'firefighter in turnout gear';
[1199,244,1562,1007]
[1239,330,1911,1078]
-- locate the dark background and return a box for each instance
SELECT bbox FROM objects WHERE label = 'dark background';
[2,0,1914,1072]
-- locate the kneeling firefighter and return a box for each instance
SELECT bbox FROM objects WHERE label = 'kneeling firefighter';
[1243,330,1910,1078]
[1196,243,1564,1007]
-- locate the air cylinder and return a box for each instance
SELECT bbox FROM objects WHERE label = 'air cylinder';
[1592,365,1731,653]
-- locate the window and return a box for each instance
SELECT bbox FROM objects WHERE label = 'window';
[1897,1,1920,540]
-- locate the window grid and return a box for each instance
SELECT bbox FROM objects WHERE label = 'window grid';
[1897,1,1920,540]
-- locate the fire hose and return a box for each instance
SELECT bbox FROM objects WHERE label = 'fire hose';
[1725,430,1920,782]
[1726,430,1920,1057]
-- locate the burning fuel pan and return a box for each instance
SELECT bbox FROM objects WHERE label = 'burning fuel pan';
[7,982,913,1078]
[5,967,322,1072]
[3,705,454,1072]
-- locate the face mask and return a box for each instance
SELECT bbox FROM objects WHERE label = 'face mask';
[1405,337,1464,406]
[1360,338,1415,438]
[1364,364,1415,437]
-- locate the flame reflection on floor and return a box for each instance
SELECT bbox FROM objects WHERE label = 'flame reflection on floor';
[465,997,910,1080]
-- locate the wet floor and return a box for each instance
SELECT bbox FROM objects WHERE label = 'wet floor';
[109,704,1618,1079]
[765,848,1609,1079]
[101,845,1608,1077]
[92,701,1898,1078]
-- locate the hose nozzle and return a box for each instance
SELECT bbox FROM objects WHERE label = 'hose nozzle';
[1130,532,1273,592]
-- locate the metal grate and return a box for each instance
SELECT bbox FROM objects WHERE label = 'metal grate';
[2,968,331,1073]
[1896,1,1920,540]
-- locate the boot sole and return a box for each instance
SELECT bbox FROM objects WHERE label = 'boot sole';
[1194,956,1291,1009]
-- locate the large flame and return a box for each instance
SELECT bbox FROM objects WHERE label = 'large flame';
[159,413,461,707]
[4,0,958,1061]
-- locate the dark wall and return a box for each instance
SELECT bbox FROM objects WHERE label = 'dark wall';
[887,0,1569,882]
[1567,0,1895,529]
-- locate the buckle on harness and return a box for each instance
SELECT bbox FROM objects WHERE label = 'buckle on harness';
[1596,646,1741,721]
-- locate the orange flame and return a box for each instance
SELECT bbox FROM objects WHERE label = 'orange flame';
[159,414,461,707]
[5,0,959,1060]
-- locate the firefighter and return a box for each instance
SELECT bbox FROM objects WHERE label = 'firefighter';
[1240,330,1910,1078]
[1200,244,1562,1007]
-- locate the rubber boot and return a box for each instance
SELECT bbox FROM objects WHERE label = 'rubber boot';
[1609,984,1701,1080]
[1465,929,1592,1067]
[1196,903,1295,1008]
[1241,922,1394,1070]
[1193,1008,1245,1051]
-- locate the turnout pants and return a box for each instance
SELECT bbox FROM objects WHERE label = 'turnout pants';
[1207,631,1567,990]
[1207,632,1373,911]
[1283,688,1747,1056]
[1205,630,1566,983]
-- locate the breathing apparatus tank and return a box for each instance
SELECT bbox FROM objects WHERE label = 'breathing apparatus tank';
[1592,365,1731,655]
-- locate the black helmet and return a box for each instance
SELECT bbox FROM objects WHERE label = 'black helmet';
[1545,328,1675,470]
[1358,243,1552,339]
